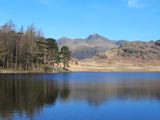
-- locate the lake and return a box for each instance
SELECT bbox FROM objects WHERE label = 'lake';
[0,72,160,120]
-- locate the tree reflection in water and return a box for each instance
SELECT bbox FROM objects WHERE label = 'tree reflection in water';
[0,74,160,119]
[0,74,70,119]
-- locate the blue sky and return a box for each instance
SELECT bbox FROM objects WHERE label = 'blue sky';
[0,0,160,41]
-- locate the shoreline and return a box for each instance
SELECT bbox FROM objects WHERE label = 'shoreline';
[0,68,70,74]
[0,69,160,74]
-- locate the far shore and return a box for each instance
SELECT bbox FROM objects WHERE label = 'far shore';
[0,67,160,74]
[69,60,160,72]
[1,60,160,74]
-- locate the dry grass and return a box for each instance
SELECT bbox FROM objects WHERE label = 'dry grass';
[69,60,160,72]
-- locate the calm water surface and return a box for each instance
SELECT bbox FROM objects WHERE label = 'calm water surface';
[0,72,160,120]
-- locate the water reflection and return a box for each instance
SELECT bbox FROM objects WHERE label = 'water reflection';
[0,74,70,119]
[68,80,160,105]
[0,73,160,119]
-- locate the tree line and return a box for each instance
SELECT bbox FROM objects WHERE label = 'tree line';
[0,21,71,71]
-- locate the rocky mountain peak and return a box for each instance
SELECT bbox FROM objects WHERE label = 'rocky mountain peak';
[57,34,119,59]
[86,34,110,41]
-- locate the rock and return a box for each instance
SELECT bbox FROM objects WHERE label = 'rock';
[155,40,160,46]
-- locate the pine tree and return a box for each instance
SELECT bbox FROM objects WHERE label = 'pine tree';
[60,46,71,69]
[46,38,60,65]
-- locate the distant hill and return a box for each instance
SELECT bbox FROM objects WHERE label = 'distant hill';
[68,40,160,72]
[112,40,128,46]
[58,34,160,63]
[95,40,160,62]
[58,34,120,59]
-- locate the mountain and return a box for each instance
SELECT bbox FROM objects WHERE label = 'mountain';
[96,40,160,62]
[58,34,118,59]
[69,40,160,72]
[113,40,128,46]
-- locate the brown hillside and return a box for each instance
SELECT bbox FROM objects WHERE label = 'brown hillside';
[69,40,160,71]
[58,34,118,59]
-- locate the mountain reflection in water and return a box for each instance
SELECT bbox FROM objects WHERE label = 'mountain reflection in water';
[0,73,160,119]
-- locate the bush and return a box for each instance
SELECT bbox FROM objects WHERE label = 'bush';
[44,66,53,72]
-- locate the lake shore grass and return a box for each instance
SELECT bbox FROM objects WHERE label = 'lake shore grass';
[69,61,160,72]
[0,61,160,73]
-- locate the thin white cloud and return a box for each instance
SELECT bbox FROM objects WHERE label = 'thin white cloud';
[127,0,144,8]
